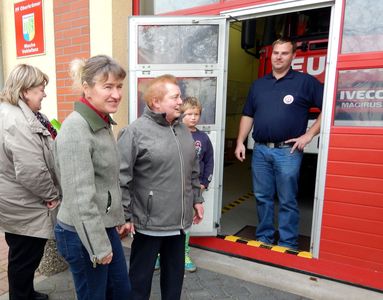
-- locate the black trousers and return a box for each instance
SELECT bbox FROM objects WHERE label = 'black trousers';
[5,232,47,300]
[129,231,185,300]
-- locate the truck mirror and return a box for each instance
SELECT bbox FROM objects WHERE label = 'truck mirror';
[241,19,257,50]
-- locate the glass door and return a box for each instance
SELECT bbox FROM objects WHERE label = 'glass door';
[128,16,229,235]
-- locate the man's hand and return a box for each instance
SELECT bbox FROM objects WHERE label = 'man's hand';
[285,132,314,153]
[234,142,246,162]
[235,116,253,162]
[193,203,204,224]
[286,112,322,153]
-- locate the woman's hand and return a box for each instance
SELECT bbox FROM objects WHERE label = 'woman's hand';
[117,222,135,239]
[46,199,60,210]
[193,203,204,224]
[98,252,113,265]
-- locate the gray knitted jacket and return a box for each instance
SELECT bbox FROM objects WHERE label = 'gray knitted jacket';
[54,102,125,262]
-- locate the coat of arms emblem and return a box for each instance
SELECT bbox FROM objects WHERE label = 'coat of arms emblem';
[22,13,35,41]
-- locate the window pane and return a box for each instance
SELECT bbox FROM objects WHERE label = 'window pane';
[334,68,383,127]
[137,77,217,125]
[138,25,219,64]
[140,0,219,15]
[341,0,383,53]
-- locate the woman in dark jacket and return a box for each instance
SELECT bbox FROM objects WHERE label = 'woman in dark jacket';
[118,74,204,300]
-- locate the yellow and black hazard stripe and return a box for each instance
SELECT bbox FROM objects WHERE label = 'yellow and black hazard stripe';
[221,192,254,214]
[217,234,312,258]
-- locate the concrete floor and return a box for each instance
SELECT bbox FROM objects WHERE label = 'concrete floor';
[220,155,315,238]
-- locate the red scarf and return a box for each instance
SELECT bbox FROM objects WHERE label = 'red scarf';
[80,98,110,124]
[34,112,57,139]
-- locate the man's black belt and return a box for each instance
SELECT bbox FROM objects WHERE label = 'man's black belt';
[258,141,294,148]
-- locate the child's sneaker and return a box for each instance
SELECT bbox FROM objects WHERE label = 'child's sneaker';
[154,255,160,270]
[184,254,196,272]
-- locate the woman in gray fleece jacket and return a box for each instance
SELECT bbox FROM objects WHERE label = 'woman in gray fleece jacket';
[118,74,204,300]
[54,55,131,300]
[0,64,60,300]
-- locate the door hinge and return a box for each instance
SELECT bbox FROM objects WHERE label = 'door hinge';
[205,64,214,75]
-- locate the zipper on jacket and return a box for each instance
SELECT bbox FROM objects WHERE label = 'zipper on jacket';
[170,126,185,228]
[82,222,97,268]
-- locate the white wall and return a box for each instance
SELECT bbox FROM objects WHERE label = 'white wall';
[0,0,58,120]
[89,0,131,130]
[89,0,113,56]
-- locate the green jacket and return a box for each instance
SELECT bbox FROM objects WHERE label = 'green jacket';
[54,102,125,262]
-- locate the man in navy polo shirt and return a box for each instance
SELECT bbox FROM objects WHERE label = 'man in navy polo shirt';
[234,37,323,250]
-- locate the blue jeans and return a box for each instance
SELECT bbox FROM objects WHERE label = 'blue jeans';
[54,224,131,300]
[252,144,303,249]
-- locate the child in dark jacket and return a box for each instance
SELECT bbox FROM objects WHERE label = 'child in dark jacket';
[181,97,214,272]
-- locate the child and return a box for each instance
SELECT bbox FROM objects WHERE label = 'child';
[181,96,214,272]
[155,96,214,272]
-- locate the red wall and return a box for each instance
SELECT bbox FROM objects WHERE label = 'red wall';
[318,0,383,287]
[53,0,90,122]
[322,129,383,269]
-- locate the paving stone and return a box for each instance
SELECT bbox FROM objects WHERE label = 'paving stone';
[245,283,306,300]
[223,283,252,296]
[187,289,214,299]
[0,280,8,297]
[183,276,204,290]
[203,284,231,298]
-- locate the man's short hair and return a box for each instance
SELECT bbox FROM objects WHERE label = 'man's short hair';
[272,37,297,53]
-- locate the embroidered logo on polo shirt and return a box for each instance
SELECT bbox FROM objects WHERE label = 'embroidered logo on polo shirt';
[283,95,294,104]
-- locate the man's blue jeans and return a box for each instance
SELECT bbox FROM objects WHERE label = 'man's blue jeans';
[54,224,131,300]
[252,144,303,249]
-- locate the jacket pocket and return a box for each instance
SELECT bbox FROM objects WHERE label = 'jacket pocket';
[105,191,112,214]
[145,191,153,226]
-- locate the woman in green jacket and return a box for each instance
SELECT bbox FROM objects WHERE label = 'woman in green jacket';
[54,55,131,300]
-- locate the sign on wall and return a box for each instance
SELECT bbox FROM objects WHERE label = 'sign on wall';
[334,68,383,127]
[14,0,45,57]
